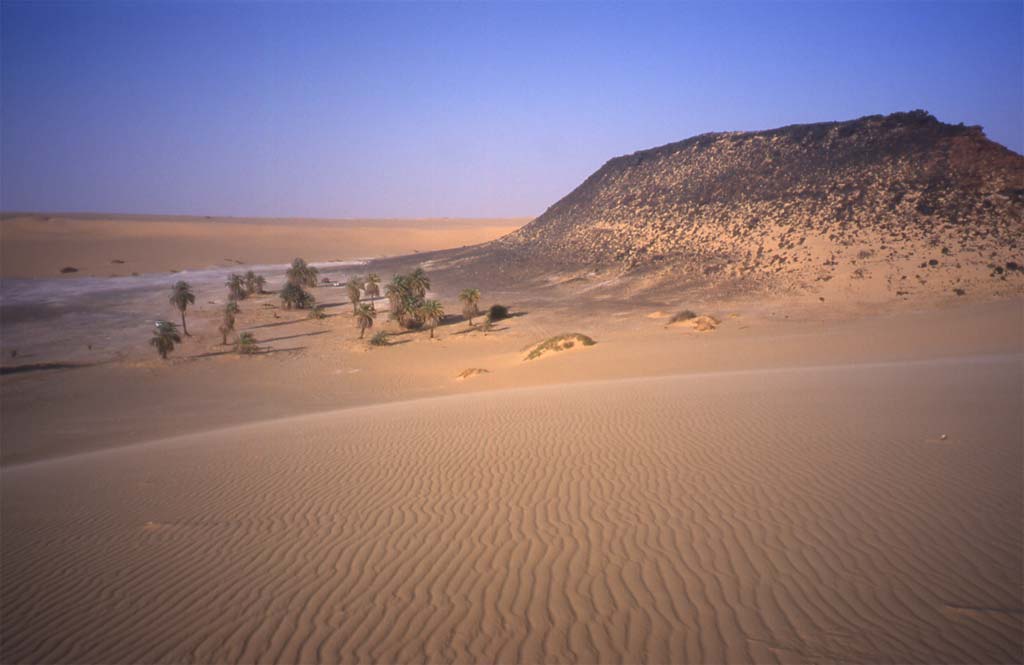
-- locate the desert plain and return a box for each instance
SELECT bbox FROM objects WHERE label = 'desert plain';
[1,213,1021,664]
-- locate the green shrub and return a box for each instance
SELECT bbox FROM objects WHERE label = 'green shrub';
[369,331,390,347]
[525,333,596,361]
[236,332,260,355]
[488,304,510,321]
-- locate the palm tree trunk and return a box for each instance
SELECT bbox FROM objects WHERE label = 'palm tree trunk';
[430,326,434,339]
[360,326,365,339]
[181,311,190,336]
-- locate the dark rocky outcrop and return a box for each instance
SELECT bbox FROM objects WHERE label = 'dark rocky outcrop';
[457,111,1023,298]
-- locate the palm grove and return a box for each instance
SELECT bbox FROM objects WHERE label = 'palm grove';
[150,259,498,360]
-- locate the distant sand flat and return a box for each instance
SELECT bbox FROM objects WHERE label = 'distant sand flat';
[3,356,1021,664]
[0,214,526,278]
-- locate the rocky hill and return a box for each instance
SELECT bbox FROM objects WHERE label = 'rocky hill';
[461,111,1023,301]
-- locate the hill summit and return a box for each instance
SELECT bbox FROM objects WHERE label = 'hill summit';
[475,111,1023,299]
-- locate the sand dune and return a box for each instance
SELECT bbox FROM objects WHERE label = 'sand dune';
[3,355,1020,664]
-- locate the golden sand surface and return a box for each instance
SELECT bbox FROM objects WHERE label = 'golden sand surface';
[1,218,1021,663]
[0,212,525,278]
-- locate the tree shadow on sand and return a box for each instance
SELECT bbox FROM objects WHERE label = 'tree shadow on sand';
[256,330,328,344]
[373,338,412,347]
[0,361,95,375]
[244,318,307,331]
[450,324,511,336]
[190,345,308,359]
[441,309,526,332]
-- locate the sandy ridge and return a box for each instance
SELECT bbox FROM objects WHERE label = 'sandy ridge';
[4,352,1018,471]
[3,356,1020,663]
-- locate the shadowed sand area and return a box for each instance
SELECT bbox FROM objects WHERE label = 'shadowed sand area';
[3,355,1021,664]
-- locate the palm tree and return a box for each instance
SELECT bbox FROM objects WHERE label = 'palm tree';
[280,282,301,309]
[225,299,241,316]
[253,274,267,294]
[305,264,320,287]
[459,288,481,325]
[243,270,260,295]
[385,275,410,322]
[219,304,237,345]
[286,258,305,286]
[150,321,182,359]
[280,282,314,310]
[408,267,431,298]
[169,281,195,336]
[364,273,381,301]
[385,273,427,329]
[226,274,247,301]
[355,302,376,339]
[286,258,319,288]
[218,321,234,345]
[346,277,363,313]
[417,299,444,339]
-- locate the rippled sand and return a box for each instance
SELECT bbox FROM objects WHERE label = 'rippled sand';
[3,356,1020,664]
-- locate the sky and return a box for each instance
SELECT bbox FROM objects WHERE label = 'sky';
[2,1,1021,219]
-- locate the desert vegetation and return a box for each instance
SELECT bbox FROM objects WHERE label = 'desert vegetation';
[346,277,363,312]
[244,270,266,295]
[235,332,259,355]
[286,258,320,288]
[355,303,376,339]
[364,273,381,301]
[226,274,247,301]
[149,321,182,359]
[279,282,315,310]
[143,263,503,360]
[417,300,444,339]
[385,267,431,329]
[459,288,481,325]
[218,302,237,345]
[169,281,195,336]
[487,304,509,321]
[277,258,318,310]
[525,333,596,361]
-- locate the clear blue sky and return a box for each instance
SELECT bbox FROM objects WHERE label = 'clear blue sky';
[2,1,1021,218]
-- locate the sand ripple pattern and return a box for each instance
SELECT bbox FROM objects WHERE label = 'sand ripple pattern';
[3,357,1022,663]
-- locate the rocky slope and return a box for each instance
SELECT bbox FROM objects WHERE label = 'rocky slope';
[462,111,1024,300]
